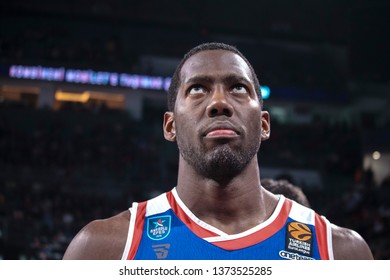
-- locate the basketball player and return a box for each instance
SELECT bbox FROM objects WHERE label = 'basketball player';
[63,42,373,260]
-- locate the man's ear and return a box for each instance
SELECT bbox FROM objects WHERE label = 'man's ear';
[163,112,176,142]
[261,111,271,140]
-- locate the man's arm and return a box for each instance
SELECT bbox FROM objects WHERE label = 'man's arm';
[63,211,130,260]
[331,224,374,260]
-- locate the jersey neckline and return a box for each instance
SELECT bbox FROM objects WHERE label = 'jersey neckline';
[167,187,292,250]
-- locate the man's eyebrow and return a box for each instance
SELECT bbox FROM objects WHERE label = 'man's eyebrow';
[184,75,214,84]
[222,74,251,85]
[184,74,251,85]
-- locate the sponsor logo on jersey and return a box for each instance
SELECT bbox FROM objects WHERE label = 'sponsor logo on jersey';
[147,215,171,240]
[279,250,315,260]
[285,222,313,256]
[152,244,171,259]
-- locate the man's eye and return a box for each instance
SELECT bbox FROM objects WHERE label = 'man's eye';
[231,85,248,94]
[188,86,206,95]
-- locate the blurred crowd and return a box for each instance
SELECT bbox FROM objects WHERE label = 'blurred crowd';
[0,100,389,259]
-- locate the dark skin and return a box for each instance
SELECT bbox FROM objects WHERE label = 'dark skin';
[63,50,374,260]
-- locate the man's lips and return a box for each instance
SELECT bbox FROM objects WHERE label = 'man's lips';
[205,129,238,138]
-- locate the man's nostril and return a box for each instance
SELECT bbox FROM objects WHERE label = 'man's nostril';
[223,108,232,115]
[210,108,218,116]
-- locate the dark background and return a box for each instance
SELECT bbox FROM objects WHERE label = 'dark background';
[0,0,389,259]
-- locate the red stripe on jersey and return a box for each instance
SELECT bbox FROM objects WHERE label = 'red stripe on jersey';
[127,201,147,260]
[166,191,220,238]
[314,214,330,260]
[211,199,293,250]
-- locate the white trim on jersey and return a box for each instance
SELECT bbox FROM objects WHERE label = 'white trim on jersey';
[145,192,171,217]
[323,215,334,260]
[204,195,287,243]
[172,188,230,236]
[289,199,315,225]
[121,203,138,260]
[173,189,288,242]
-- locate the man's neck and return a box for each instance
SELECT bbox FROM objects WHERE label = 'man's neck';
[175,157,277,234]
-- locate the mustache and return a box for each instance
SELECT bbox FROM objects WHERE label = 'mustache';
[200,119,244,137]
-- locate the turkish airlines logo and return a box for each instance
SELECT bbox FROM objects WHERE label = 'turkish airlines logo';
[286,222,313,257]
[288,222,312,241]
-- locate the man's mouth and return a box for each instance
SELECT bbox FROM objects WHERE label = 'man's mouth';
[205,128,238,138]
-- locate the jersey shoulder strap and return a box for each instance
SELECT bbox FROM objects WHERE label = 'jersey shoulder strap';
[121,192,171,260]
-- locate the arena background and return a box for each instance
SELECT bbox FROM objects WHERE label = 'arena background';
[0,0,389,259]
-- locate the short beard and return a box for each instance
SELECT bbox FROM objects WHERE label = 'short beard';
[177,138,260,185]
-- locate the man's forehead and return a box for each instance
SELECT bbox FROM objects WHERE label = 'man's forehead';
[180,50,251,81]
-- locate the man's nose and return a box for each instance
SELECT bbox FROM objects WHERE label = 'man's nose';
[206,86,233,118]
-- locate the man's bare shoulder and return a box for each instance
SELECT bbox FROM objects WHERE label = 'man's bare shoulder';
[63,210,131,260]
[331,223,374,260]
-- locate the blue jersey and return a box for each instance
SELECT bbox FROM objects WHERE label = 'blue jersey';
[121,188,333,260]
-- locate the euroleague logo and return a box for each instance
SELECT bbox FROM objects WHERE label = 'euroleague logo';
[285,222,313,257]
[288,222,312,241]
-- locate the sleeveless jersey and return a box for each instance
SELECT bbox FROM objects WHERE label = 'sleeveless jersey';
[121,188,334,260]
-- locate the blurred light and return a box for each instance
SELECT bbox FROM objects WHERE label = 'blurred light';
[261,86,270,99]
[8,64,171,91]
[55,91,90,102]
[372,151,381,160]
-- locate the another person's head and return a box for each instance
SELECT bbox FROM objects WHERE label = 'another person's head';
[261,178,311,207]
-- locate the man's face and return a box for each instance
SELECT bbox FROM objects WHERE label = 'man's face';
[164,50,270,182]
